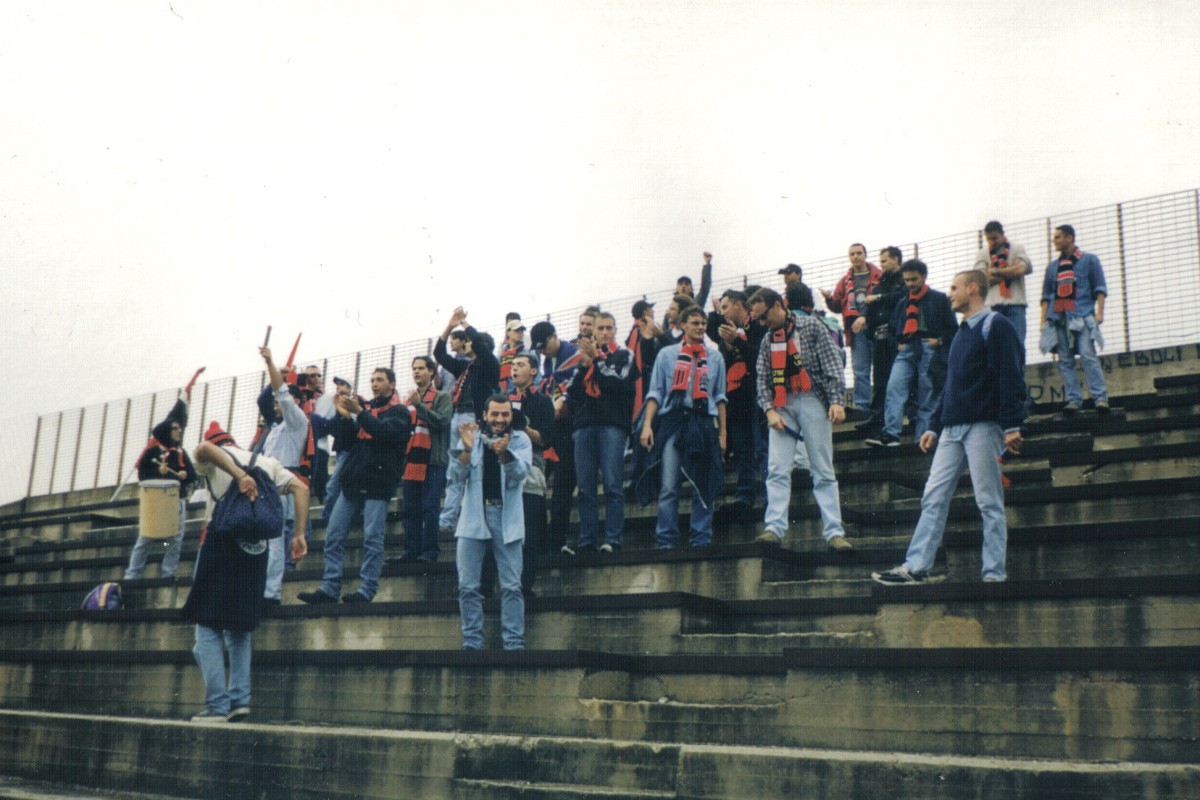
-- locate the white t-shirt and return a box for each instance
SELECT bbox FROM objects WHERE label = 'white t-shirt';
[197,445,296,523]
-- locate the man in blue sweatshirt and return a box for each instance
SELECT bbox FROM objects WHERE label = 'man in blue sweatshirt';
[872,269,1025,585]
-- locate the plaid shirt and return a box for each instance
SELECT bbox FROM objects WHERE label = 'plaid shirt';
[756,314,846,412]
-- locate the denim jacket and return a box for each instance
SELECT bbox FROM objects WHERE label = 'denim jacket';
[448,429,531,544]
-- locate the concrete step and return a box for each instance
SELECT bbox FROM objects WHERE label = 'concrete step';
[3,711,1197,800]
[0,647,1194,763]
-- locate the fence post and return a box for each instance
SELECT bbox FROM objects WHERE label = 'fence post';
[47,412,64,496]
[25,415,44,500]
[226,377,239,431]
[69,408,86,492]
[1195,190,1200,283]
[115,399,132,485]
[93,403,109,490]
[353,351,362,392]
[1115,203,1131,353]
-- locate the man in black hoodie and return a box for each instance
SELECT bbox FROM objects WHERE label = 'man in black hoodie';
[566,311,639,553]
[124,392,197,580]
[857,246,909,436]
[433,306,502,537]
[298,368,409,604]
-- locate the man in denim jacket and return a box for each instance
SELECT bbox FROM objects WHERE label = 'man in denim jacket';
[450,394,532,650]
[1040,224,1109,413]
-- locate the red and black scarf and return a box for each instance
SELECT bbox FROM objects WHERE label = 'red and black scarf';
[725,329,749,393]
[1054,248,1081,313]
[901,284,929,339]
[769,318,810,407]
[990,240,1013,299]
[626,327,646,420]
[583,342,615,398]
[670,342,709,401]
[402,384,439,481]
[357,391,402,441]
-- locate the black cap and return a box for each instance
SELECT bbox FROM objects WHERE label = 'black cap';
[779,263,802,276]
[631,299,655,319]
[529,321,556,351]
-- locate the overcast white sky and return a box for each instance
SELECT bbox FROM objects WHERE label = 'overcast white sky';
[2,1,1199,436]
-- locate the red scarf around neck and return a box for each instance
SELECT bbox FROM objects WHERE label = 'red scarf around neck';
[626,326,646,420]
[990,240,1012,299]
[770,317,810,406]
[1054,248,1081,313]
[357,391,401,440]
[670,341,709,402]
[901,284,930,338]
[583,342,615,398]
[450,359,473,404]
[725,327,749,393]
[402,384,438,481]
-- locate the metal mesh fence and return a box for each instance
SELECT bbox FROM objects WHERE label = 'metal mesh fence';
[18,188,1200,499]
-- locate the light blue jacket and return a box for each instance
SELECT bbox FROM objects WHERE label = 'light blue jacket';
[449,429,531,544]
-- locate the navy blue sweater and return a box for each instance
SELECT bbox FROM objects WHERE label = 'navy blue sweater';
[929,310,1026,435]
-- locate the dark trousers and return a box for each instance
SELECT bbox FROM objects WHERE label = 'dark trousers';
[727,394,758,506]
[522,492,547,592]
[401,465,447,561]
[869,333,898,420]
[311,450,330,503]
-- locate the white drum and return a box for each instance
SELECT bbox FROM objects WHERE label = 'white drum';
[138,479,180,539]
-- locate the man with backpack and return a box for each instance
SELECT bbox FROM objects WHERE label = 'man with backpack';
[872,270,1026,585]
[182,424,309,723]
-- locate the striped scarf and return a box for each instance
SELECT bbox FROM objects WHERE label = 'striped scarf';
[990,240,1012,299]
[724,328,749,393]
[670,342,709,401]
[357,391,402,440]
[901,284,929,339]
[498,344,522,385]
[1054,248,1081,313]
[402,384,438,481]
[770,317,810,407]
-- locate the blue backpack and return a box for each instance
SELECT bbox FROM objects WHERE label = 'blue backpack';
[82,582,122,610]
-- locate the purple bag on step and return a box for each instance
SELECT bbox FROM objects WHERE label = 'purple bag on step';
[82,582,122,610]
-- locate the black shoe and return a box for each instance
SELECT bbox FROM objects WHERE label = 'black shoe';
[880,433,901,447]
[1095,400,1110,415]
[261,597,281,607]
[297,589,338,605]
[341,592,371,604]
[389,553,419,564]
[864,435,884,447]
[854,415,878,433]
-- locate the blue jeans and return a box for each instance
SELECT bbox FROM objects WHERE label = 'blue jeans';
[264,493,296,600]
[402,465,447,560]
[764,392,845,542]
[125,499,186,579]
[457,504,525,650]
[438,411,476,532]
[573,426,626,549]
[319,494,389,600]
[321,453,350,527]
[655,430,715,549]
[1053,320,1107,404]
[903,422,1007,581]
[884,342,938,441]
[850,332,872,408]
[193,625,251,715]
[991,304,1027,353]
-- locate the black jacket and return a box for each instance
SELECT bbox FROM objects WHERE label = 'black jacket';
[434,326,501,417]
[566,346,639,432]
[334,394,411,501]
[136,398,197,490]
